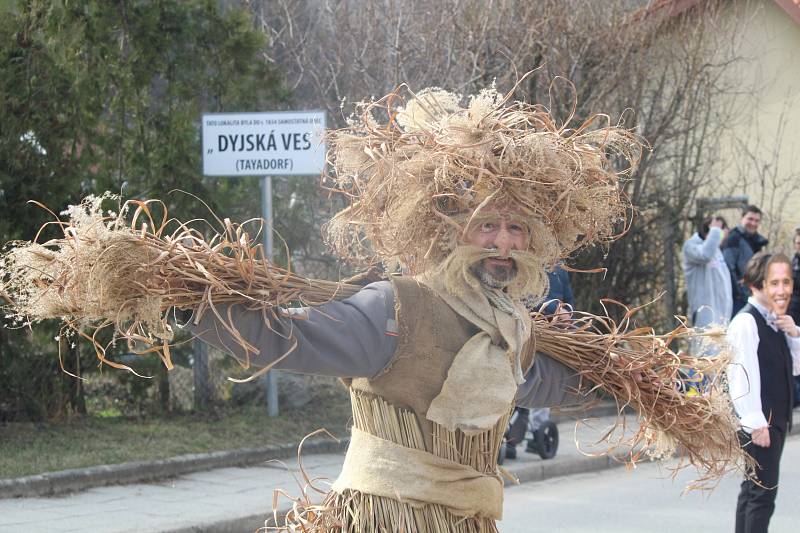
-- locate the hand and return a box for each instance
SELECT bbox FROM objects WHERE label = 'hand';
[751,427,771,448]
[775,315,799,338]
[632,369,661,387]
[549,302,573,327]
[710,218,724,230]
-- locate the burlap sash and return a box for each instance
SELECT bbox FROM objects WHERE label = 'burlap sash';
[332,428,504,519]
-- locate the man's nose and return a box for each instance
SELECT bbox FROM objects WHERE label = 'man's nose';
[494,229,513,257]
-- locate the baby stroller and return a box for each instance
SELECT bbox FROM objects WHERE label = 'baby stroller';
[498,407,558,464]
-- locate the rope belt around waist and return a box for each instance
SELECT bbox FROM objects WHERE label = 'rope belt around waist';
[331,427,504,519]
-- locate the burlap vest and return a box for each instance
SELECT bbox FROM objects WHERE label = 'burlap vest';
[349,276,481,449]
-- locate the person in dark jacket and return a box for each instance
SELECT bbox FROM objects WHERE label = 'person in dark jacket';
[789,227,800,326]
[789,228,800,406]
[541,266,574,316]
[723,205,769,317]
[506,265,574,459]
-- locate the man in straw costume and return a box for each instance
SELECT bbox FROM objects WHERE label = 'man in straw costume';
[185,85,643,531]
[0,81,746,532]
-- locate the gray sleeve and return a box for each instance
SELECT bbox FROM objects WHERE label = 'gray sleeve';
[683,230,721,265]
[514,353,588,409]
[184,281,397,378]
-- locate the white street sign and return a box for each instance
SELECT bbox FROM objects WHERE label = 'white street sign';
[202,111,326,176]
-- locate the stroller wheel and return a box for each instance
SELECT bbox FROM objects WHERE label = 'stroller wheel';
[533,421,559,459]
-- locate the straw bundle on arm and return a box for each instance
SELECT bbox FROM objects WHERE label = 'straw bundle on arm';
[0,193,358,373]
[531,306,747,490]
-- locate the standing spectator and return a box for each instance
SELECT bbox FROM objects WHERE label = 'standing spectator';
[723,205,769,317]
[541,265,574,316]
[789,228,800,407]
[529,265,575,440]
[727,252,800,533]
[682,215,732,330]
[789,227,800,326]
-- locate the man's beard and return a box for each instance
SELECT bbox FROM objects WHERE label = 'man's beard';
[470,258,518,289]
[430,244,548,300]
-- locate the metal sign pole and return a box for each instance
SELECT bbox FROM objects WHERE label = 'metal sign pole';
[261,175,279,417]
[202,110,326,418]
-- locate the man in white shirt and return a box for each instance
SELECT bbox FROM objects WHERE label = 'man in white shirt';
[727,252,800,533]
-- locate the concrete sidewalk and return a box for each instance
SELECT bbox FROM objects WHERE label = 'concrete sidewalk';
[0,413,664,533]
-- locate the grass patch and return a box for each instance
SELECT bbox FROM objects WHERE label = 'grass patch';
[0,383,352,479]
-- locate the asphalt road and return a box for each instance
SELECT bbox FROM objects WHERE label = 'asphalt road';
[500,434,800,533]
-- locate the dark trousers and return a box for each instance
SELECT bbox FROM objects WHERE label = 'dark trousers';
[735,427,786,533]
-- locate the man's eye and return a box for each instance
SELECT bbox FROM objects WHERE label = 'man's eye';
[509,224,526,234]
[480,223,495,232]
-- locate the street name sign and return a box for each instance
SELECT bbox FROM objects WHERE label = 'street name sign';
[202,110,326,176]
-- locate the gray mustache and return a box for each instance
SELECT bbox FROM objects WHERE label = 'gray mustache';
[480,246,530,261]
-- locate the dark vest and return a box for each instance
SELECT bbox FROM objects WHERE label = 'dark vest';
[743,304,794,431]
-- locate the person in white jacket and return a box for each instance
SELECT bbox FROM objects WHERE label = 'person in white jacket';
[726,252,800,533]
[681,215,732,330]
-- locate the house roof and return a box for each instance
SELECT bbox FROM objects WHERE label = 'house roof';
[775,0,800,25]
[632,0,800,26]
[629,0,703,23]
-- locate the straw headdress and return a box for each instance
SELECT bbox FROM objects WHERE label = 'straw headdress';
[324,82,643,297]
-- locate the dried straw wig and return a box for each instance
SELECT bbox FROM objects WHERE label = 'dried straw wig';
[324,82,644,280]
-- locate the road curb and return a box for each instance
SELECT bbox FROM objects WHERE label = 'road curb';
[0,401,624,499]
[0,437,349,499]
[508,454,618,486]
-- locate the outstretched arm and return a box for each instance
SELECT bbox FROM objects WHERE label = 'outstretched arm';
[183,281,398,378]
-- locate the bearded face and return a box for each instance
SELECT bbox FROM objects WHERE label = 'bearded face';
[428,209,551,302]
[464,217,529,288]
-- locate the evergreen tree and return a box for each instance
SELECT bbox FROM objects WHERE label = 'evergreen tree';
[0,0,287,420]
